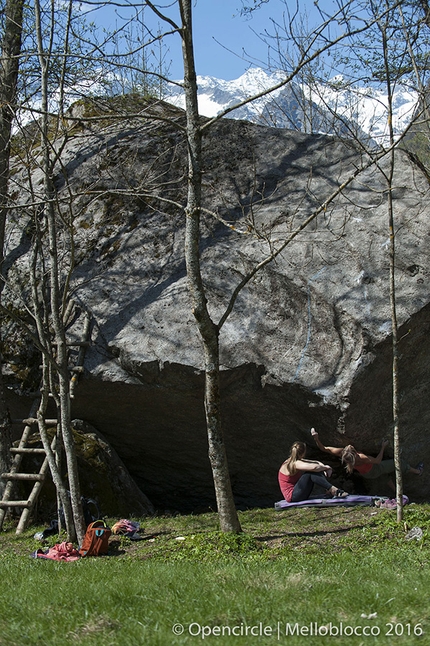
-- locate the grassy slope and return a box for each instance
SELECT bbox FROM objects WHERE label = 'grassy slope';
[1,504,430,645]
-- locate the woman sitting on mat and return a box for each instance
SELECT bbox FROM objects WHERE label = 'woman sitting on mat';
[310,428,424,485]
[278,441,348,502]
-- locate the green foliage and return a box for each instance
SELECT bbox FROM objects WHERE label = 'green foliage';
[163,531,266,561]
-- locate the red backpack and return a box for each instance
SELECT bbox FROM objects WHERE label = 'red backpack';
[79,520,111,557]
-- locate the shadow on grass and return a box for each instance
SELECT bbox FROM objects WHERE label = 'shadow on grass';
[108,531,171,556]
[256,522,369,542]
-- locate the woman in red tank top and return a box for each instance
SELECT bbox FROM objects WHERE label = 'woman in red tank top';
[310,429,423,483]
[278,441,348,502]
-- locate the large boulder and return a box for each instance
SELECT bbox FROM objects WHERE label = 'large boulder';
[4,97,430,510]
[14,420,154,520]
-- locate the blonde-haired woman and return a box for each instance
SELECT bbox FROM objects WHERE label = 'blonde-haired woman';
[311,429,424,483]
[278,441,348,502]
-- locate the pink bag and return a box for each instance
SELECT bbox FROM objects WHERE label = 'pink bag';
[379,495,409,509]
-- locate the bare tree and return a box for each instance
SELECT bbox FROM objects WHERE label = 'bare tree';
[24,0,86,542]
[0,0,25,497]
[2,0,172,538]
[155,0,429,529]
[140,0,391,531]
[328,0,429,519]
[375,1,404,520]
[177,0,242,532]
[1,0,99,541]
[292,0,428,517]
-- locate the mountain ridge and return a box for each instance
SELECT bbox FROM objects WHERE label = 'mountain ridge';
[165,67,418,146]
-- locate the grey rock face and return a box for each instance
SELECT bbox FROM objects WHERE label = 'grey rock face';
[5,97,430,510]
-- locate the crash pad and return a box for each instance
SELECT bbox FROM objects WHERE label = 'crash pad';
[274,495,385,510]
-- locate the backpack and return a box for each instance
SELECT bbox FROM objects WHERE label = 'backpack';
[59,494,101,528]
[79,520,111,557]
[81,498,101,527]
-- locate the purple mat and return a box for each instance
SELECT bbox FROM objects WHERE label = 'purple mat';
[274,495,381,510]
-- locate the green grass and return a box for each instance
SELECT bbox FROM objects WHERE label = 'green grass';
[1,505,430,645]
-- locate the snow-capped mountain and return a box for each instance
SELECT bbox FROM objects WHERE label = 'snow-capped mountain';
[165,67,418,147]
[19,66,417,148]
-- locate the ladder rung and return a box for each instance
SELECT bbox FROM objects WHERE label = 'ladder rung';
[11,418,58,426]
[11,418,37,425]
[0,500,31,508]
[1,473,46,482]
[10,447,47,455]
[52,341,90,347]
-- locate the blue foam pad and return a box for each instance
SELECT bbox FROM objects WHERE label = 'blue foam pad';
[274,495,380,510]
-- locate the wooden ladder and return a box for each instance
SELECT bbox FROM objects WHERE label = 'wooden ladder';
[0,308,91,534]
[0,403,58,534]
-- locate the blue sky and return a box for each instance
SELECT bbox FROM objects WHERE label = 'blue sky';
[181,0,283,80]
[189,0,341,80]
[92,0,335,81]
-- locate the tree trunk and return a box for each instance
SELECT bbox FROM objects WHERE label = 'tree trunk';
[380,11,403,521]
[0,0,25,497]
[179,0,241,532]
[388,160,403,522]
[29,228,76,538]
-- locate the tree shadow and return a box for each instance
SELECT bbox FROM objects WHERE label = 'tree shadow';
[256,521,370,543]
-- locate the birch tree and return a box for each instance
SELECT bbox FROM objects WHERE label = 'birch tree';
[0,0,25,497]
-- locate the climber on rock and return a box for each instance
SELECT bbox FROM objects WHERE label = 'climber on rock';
[310,428,424,489]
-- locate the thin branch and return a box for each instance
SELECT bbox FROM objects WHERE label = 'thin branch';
[201,11,383,132]
[217,137,403,330]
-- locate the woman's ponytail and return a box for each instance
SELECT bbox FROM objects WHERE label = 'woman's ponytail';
[288,441,306,474]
